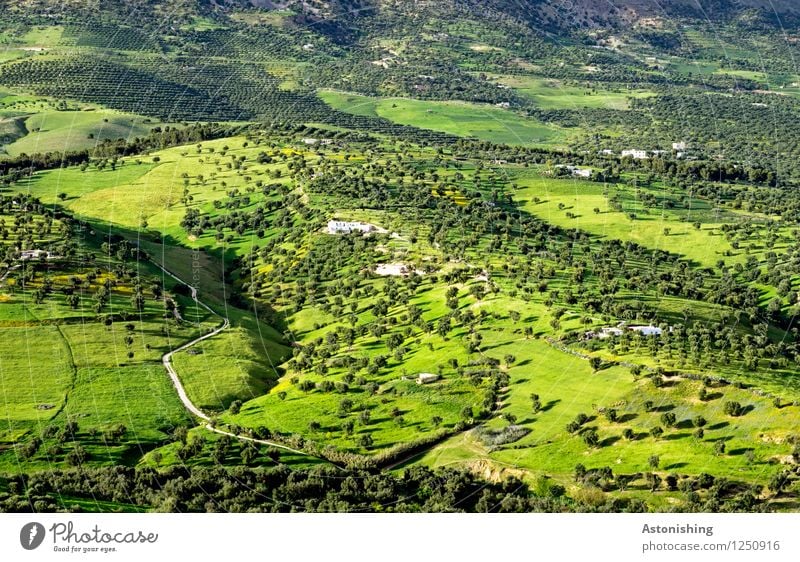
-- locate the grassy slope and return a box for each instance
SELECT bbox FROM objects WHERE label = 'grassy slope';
[16,137,293,412]
[514,171,736,268]
[5,110,167,156]
[489,75,656,110]
[318,90,576,147]
[416,339,799,489]
[0,323,73,442]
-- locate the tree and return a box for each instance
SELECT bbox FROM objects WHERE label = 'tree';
[582,429,599,448]
[229,400,242,415]
[131,291,145,312]
[713,440,726,455]
[338,398,354,416]
[768,471,790,495]
[693,415,707,428]
[723,401,744,417]
[650,426,664,439]
[66,444,89,466]
[660,412,676,427]
[648,455,660,469]
[57,192,68,201]
[589,356,602,371]
[646,472,662,491]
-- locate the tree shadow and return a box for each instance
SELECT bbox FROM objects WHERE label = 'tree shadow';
[728,447,754,456]
[540,399,560,412]
[662,432,691,441]
[599,435,620,447]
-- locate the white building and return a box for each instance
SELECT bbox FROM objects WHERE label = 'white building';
[327,220,374,235]
[19,250,48,261]
[621,149,648,160]
[417,373,440,384]
[630,325,663,336]
[556,165,592,178]
[672,142,688,151]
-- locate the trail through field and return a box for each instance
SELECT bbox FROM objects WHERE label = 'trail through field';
[152,260,313,458]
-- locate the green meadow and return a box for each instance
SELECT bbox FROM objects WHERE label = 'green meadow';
[489,75,656,110]
[318,90,575,146]
[5,109,167,156]
[416,339,800,490]
[513,171,740,268]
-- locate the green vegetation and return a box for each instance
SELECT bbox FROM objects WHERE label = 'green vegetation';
[319,90,574,146]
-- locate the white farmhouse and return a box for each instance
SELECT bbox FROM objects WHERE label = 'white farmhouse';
[19,249,48,261]
[672,142,688,151]
[621,149,648,160]
[327,220,375,235]
[417,373,440,384]
[555,165,592,178]
[630,325,663,336]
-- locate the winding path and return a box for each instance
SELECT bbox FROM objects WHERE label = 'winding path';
[152,261,312,458]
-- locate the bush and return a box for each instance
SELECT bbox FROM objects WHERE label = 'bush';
[723,401,745,417]
[476,425,531,447]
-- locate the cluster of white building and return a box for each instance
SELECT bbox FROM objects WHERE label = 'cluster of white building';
[327,220,376,235]
[301,138,333,146]
[584,324,665,340]
[556,165,593,178]
[602,142,690,160]
[19,249,52,261]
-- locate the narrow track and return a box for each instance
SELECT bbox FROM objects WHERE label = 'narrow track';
[153,261,312,458]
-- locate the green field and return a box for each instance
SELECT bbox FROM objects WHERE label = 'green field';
[0,325,73,443]
[489,75,655,110]
[514,172,735,268]
[5,109,167,156]
[319,90,575,146]
[171,321,288,412]
[416,339,798,491]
